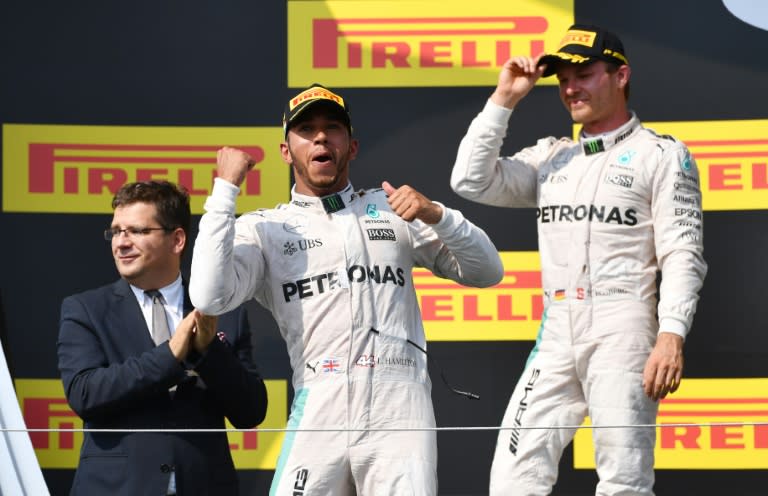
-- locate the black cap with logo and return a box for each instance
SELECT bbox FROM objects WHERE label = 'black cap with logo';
[538,24,629,77]
[282,84,351,136]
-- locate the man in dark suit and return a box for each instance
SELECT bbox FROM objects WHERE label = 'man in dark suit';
[58,180,268,495]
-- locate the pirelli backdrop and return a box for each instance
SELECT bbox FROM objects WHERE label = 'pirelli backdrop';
[1,1,767,494]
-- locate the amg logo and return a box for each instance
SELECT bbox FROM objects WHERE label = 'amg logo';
[293,468,309,495]
[367,228,396,241]
[509,368,540,455]
[604,173,634,188]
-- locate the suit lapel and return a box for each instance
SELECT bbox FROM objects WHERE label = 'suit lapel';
[111,279,155,351]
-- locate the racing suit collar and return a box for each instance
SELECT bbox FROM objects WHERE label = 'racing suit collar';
[579,111,640,156]
[290,183,355,213]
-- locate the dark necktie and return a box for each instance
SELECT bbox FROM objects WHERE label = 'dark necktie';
[144,290,171,345]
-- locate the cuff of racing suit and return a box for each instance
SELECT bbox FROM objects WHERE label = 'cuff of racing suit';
[204,177,240,213]
[429,201,453,230]
[428,200,478,242]
[482,98,515,126]
[659,318,687,340]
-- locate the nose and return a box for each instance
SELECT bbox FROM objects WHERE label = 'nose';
[113,230,133,246]
[312,129,328,144]
[562,79,580,96]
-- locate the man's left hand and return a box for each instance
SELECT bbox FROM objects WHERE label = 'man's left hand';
[382,181,443,224]
[192,310,218,354]
[642,332,684,401]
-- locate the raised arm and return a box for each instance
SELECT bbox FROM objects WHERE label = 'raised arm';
[190,147,265,315]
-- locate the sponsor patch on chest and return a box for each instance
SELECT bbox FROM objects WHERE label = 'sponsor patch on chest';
[604,173,634,188]
[366,228,396,241]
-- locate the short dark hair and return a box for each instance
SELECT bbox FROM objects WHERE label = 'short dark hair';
[112,180,191,237]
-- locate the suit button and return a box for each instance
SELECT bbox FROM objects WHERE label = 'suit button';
[160,464,171,473]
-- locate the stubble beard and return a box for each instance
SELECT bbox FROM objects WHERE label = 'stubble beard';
[292,155,349,195]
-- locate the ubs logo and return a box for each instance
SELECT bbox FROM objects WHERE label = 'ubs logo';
[283,238,323,256]
[283,241,297,256]
[539,173,568,184]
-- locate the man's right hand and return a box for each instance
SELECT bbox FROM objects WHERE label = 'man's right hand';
[216,146,255,187]
[642,332,685,401]
[490,56,546,109]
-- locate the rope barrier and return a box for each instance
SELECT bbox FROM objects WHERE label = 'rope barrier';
[3,421,767,434]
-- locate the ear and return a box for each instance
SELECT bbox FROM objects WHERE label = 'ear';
[349,138,359,161]
[616,64,631,89]
[172,227,186,256]
[280,141,292,165]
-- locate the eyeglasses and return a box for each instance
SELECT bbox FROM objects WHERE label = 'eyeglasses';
[104,226,173,240]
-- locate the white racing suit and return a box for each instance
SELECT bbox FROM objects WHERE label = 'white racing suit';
[451,101,707,495]
[190,180,503,496]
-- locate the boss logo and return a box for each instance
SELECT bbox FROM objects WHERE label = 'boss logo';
[604,173,634,188]
[367,228,396,241]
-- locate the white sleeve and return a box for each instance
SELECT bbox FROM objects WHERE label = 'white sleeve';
[652,142,708,338]
[410,202,504,288]
[450,99,542,208]
[189,178,265,315]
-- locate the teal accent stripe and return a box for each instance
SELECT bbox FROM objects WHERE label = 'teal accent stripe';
[524,307,548,370]
[269,388,309,496]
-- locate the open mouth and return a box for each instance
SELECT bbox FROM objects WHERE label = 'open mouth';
[311,152,333,165]
[569,96,587,107]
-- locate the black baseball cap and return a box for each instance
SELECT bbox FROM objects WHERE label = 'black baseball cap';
[282,84,351,136]
[538,24,629,77]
